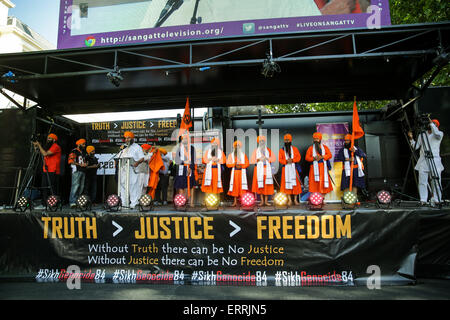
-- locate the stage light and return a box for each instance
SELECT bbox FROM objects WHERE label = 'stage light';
[46,195,62,212]
[107,67,123,87]
[240,192,256,211]
[205,193,220,210]
[14,196,31,212]
[308,192,324,210]
[105,194,121,212]
[138,194,153,212]
[76,195,92,212]
[261,51,281,78]
[377,190,392,208]
[174,193,187,211]
[274,192,288,209]
[342,191,358,209]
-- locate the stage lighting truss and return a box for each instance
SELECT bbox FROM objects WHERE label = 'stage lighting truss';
[105,194,121,212]
[138,194,153,212]
[76,195,92,212]
[205,193,220,210]
[308,192,324,210]
[14,196,32,212]
[273,192,288,209]
[174,193,187,211]
[240,192,256,211]
[342,191,358,209]
[376,190,392,208]
[46,195,62,212]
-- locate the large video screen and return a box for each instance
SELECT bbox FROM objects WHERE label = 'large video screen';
[58,0,391,49]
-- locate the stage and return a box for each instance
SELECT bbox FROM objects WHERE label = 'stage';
[1,202,449,287]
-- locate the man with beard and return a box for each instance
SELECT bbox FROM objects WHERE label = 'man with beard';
[201,137,226,195]
[226,140,249,207]
[278,133,302,206]
[251,135,275,206]
[335,134,366,194]
[305,132,333,195]
[32,133,61,209]
[174,133,197,207]
[116,131,146,209]
[68,138,88,208]
[84,145,100,203]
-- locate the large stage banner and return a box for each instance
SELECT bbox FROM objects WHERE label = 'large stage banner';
[0,209,419,286]
[88,118,179,146]
[316,122,349,202]
[58,0,392,49]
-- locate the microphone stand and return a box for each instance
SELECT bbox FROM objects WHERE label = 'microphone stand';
[102,144,128,205]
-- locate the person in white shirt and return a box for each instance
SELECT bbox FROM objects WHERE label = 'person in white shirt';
[408,119,444,205]
[116,131,145,209]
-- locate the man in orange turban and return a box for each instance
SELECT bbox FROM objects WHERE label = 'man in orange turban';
[202,137,226,196]
[32,133,61,209]
[84,145,100,203]
[116,131,145,209]
[278,133,302,205]
[174,133,197,207]
[335,134,366,194]
[226,140,249,206]
[251,135,275,206]
[305,132,333,195]
[68,138,88,208]
[140,144,165,200]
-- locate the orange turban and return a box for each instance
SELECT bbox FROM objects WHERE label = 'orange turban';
[257,136,266,144]
[123,131,135,139]
[233,140,242,148]
[432,119,440,128]
[313,132,322,140]
[344,134,352,140]
[211,138,220,145]
[76,138,86,146]
[47,133,58,141]
[159,147,167,155]
[141,144,151,151]
[284,134,292,142]
[86,146,95,154]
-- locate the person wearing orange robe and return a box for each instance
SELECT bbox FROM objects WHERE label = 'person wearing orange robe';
[278,133,302,206]
[201,138,226,194]
[305,132,333,195]
[140,144,164,199]
[226,140,250,206]
[251,135,275,206]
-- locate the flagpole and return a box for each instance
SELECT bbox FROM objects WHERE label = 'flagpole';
[349,96,356,192]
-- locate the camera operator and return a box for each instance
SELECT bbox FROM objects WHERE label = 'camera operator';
[32,133,61,209]
[408,118,444,206]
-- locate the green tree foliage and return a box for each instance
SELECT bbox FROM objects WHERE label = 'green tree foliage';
[266,0,450,114]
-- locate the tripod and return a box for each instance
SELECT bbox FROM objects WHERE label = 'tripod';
[416,125,444,207]
[15,142,55,209]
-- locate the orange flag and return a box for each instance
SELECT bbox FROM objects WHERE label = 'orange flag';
[351,98,364,148]
[178,97,193,198]
[350,97,364,191]
[178,97,192,138]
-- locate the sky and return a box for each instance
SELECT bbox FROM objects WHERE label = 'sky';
[8,0,205,123]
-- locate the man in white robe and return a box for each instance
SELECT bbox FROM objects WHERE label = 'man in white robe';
[116,131,145,209]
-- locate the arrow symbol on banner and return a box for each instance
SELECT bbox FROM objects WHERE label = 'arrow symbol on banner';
[149,121,154,128]
[113,122,118,129]
[229,220,241,238]
[112,220,123,237]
